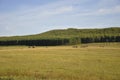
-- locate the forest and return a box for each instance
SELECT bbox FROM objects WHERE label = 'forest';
[0,27,120,46]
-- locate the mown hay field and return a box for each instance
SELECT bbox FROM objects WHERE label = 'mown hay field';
[0,43,120,80]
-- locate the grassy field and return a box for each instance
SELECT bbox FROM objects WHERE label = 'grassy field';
[0,43,120,80]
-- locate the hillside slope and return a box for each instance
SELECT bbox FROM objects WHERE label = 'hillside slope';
[0,27,120,46]
[0,27,120,40]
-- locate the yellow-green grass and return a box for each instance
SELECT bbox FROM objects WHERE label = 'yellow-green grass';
[0,43,120,80]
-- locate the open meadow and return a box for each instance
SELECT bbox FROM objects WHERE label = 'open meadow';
[0,43,120,80]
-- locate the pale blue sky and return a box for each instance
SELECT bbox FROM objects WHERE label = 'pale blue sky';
[0,0,120,36]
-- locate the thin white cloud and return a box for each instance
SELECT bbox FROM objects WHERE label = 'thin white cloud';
[0,0,76,36]
[38,6,73,17]
[0,5,74,27]
[97,5,120,15]
[98,0,120,7]
[0,0,120,36]
[74,5,120,16]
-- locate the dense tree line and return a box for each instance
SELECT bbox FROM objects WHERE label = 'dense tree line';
[0,27,120,46]
[0,36,119,46]
[81,36,120,43]
[0,39,69,46]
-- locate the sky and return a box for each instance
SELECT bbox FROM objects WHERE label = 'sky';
[0,0,120,36]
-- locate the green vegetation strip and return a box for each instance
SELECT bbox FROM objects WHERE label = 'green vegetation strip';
[0,27,120,46]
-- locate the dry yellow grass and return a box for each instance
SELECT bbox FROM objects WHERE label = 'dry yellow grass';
[0,43,120,80]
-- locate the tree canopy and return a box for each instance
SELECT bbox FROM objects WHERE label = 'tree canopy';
[0,27,120,46]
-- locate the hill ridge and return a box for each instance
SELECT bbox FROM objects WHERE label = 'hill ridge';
[0,27,120,46]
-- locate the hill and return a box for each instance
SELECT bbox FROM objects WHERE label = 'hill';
[0,27,120,46]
